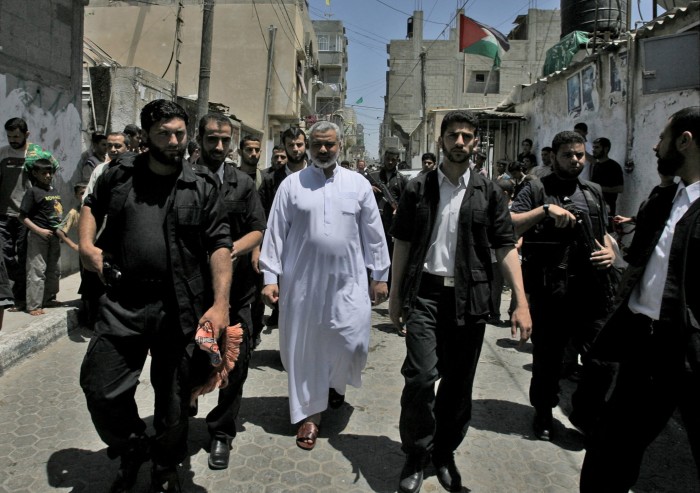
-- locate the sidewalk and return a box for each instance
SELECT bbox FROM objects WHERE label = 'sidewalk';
[0,285,696,491]
[0,273,82,375]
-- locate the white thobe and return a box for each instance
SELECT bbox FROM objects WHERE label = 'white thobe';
[260,164,390,423]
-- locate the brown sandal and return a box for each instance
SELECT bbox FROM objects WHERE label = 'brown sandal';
[296,421,319,450]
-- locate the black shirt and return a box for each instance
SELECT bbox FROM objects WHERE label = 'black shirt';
[120,165,177,281]
[590,159,623,214]
[20,184,63,230]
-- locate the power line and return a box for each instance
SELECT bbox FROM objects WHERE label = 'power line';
[387,0,475,104]
[251,0,294,103]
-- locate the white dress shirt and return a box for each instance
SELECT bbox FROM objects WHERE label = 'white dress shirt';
[628,180,700,319]
[423,166,471,277]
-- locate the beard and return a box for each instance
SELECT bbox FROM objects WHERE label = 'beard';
[441,142,470,164]
[148,141,185,167]
[200,149,225,169]
[9,138,26,149]
[287,151,306,165]
[310,150,339,169]
[657,147,683,176]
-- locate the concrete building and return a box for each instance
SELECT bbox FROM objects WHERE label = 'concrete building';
[83,0,319,163]
[0,0,88,273]
[312,19,358,158]
[383,9,560,167]
[501,2,699,227]
[312,20,347,120]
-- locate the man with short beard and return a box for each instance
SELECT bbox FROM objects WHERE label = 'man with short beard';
[511,130,617,442]
[0,118,32,309]
[258,127,307,217]
[390,110,531,493]
[371,147,408,288]
[79,100,232,492]
[237,135,262,189]
[581,106,700,492]
[268,144,287,173]
[194,113,266,471]
[259,120,390,451]
[529,146,553,179]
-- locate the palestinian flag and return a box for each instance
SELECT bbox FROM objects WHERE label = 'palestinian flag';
[459,15,510,68]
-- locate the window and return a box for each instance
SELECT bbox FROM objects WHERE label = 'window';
[641,31,699,94]
[318,35,329,51]
[465,70,500,94]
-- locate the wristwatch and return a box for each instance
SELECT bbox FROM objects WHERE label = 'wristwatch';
[543,204,550,217]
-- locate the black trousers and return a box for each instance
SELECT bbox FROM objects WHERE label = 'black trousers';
[581,309,700,492]
[200,303,253,441]
[528,283,613,425]
[0,214,26,304]
[399,276,486,459]
[80,289,190,467]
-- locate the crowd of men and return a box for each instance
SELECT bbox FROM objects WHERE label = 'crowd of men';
[0,101,698,493]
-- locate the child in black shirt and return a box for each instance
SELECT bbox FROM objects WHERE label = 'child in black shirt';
[19,157,63,316]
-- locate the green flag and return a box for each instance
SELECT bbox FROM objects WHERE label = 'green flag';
[355,97,363,105]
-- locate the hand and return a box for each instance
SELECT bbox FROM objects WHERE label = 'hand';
[36,228,53,240]
[547,204,577,228]
[590,239,614,270]
[199,303,230,340]
[262,283,279,308]
[251,247,261,274]
[371,185,381,195]
[79,244,103,274]
[370,280,388,306]
[388,292,405,330]
[613,215,633,225]
[510,304,532,348]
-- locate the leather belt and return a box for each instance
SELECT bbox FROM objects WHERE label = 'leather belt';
[421,272,455,289]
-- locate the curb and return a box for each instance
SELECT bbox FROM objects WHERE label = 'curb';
[0,306,80,375]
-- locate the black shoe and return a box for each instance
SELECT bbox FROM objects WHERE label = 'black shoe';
[433,453,462,492]
[533,411,553,441]
[266,308,279,327]
[208,437,231,470]
[328,388,345,409]
[568,411,592,437]
[109,437,150,493]
[399,454,427,493]
[150,466,181,493]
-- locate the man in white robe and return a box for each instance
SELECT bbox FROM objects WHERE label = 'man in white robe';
[260,121,390,449]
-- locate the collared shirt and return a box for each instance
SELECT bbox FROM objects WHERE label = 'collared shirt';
[213,162,225,184]
[285,161,307,176]
[423,165,471,276]
[628,180,700,319]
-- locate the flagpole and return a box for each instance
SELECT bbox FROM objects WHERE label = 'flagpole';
[483,65,494,96]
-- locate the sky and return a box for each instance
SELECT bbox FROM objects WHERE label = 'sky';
[307,0,659,159]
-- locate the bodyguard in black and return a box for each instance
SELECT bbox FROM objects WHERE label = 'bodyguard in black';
[581,106,700,492]
[79,100,232,493]
[511,130,616,442]
[194,114,266,470]
[371,147,408,289]
[389,110,532,493]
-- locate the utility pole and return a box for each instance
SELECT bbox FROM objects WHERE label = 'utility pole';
[173,1,184,100]
[262,25,277,142]
[420,50,427,155]
[197,0,215,123]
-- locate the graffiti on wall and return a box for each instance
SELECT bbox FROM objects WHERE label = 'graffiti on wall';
[0,73,82,184]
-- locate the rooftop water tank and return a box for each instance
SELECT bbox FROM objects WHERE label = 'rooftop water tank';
[560,0,628,38]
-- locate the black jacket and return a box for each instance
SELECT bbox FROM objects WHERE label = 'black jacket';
[370,167,408,234]
[391,169,516,324]
[258,166,288,218]
[600,183,700,370]
[216,164,266,307]
[85,153,231,334]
